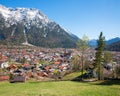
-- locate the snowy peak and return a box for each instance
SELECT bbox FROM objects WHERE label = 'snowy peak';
[15,8,49,22]
[0,5,49,26]
[0,5,11,19]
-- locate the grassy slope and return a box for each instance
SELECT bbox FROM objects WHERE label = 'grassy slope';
[63,71,82,80]
[0,81,120,96]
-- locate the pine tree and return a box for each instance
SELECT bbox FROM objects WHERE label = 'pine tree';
[94,32,105,80]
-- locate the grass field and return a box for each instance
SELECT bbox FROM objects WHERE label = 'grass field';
[0,80,120,96]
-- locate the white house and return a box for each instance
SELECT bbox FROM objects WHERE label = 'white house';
[0,62,9,68]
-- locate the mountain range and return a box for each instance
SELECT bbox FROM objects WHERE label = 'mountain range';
[89,37,120,51]
[106,40,120,51]
[0,5,78,48]
[0,5,119,50]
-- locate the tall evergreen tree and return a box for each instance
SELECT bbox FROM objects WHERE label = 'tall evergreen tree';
[94,32,105,80]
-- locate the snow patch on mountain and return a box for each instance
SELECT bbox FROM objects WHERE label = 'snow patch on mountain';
[0,5,10,19]
[0,4,50,27]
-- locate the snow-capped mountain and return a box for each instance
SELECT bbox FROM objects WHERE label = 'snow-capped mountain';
[0,5,49,27]
[0,5,78,48]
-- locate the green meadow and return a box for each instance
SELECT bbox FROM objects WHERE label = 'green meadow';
[0,80,120,96]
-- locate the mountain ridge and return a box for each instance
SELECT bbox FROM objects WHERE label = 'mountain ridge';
[0,5,79,48]
[106,40,120,51]
[88,37,120,48]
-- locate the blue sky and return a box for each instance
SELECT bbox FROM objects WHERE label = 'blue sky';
[0,0,120,40]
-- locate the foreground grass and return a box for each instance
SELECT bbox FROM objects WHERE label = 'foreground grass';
[0,80,120,96]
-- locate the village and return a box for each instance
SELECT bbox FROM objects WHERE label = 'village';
[0,45,93,82]
[0,45,120,82]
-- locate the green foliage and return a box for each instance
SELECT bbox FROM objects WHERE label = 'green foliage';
[77,35,89,51]
[71,55,80,71]
[39,59,51,65]
[94,32,105,80]
[0,68,3,73]
[9,73,14,80]
[76,35,89,78]
[103,51,112,63]
[53,69,61,79]
[114,65,120,78]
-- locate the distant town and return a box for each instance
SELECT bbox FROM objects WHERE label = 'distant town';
[0,45,120,82]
